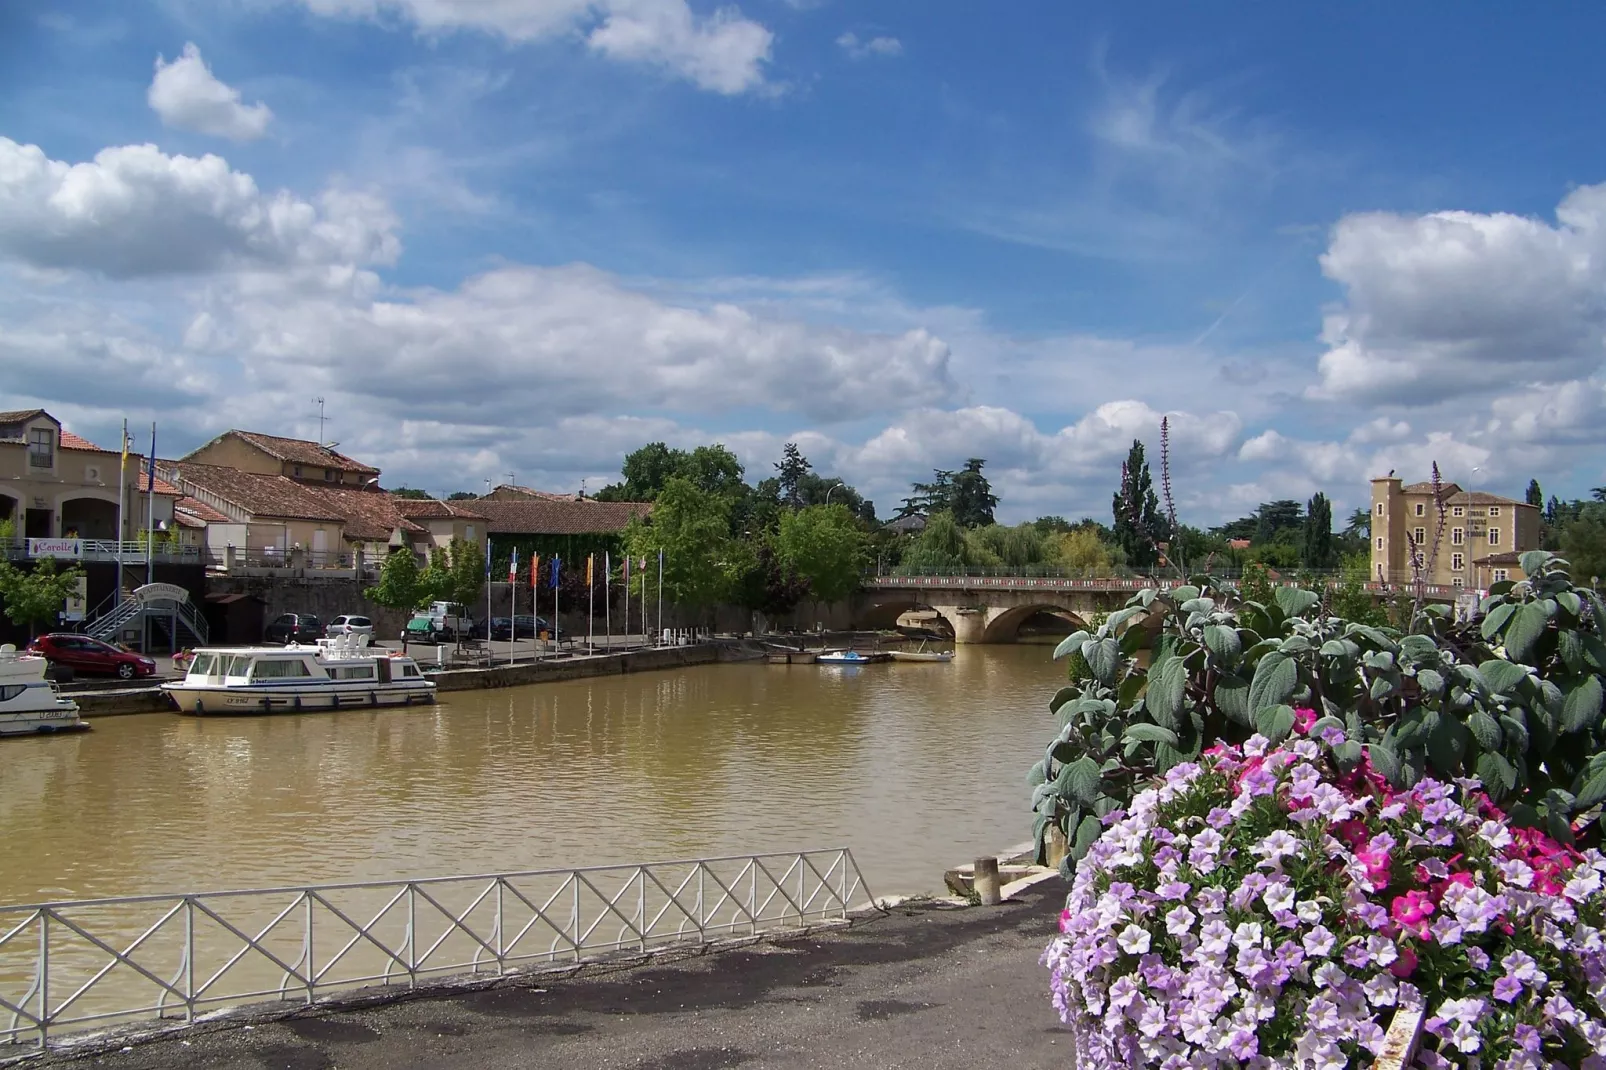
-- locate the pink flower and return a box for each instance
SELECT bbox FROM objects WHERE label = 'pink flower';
[1357,847,1393,890]
[1293,706,1318,734]
[1390,945,1419,978]
[1059,909,1075,934]
[1390,891,1436,939]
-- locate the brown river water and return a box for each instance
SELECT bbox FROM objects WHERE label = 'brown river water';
[1,644,1064,908]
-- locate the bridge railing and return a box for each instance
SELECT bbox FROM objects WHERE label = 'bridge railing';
[0,848,872,1056]
[865,572,1465,600]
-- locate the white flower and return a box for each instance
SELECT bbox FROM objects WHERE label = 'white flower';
[1479,819,1513,850]
[1232,921,1265,952]
[1117,924,1151,955]
[1262,882,1296,914]
[1296,899,1324,924]
[1165,905,1196,938]
[1253,829,1303,864]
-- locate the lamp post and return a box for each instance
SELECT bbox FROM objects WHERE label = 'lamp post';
[824,480,844,507]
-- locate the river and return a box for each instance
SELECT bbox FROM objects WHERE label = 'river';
[1,645,1064,908]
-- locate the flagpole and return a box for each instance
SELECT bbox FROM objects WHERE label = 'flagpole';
[146,423,156,586]
[552,556,560,660]
[509,549,517,664]
[116,419,127,599]
[587,553,595,656]
[484,538,492,664]
[657,548,664,646]
[605,551,611,653]
[623,557,629,650]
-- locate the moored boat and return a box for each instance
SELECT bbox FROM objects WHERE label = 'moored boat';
[162,635,436,715]
[0,644,88,736]
[888,643,955,663]
[815,649,892,665]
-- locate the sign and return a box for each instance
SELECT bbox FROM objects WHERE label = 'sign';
[61,576,88,623]
[28,538,81,559]
[133,582,191,605]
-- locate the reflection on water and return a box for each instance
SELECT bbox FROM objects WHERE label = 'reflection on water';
[0,645,1062,904]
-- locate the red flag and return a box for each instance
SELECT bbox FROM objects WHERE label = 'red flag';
[530,553,539,588]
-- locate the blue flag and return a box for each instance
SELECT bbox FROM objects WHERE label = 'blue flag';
[550,556,561,586]
[484,539,491,579]
[146,428,156,493]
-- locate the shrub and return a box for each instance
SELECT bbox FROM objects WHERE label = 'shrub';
[1030,551,1606,871]
[1043,722,1606,1068]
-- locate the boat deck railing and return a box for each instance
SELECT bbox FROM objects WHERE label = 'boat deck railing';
[0,848,872,1058]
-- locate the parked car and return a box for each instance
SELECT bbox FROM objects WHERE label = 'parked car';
[488,614,561,640]
[27,634,157,680]
[327,614,374,638]
[402,615,454,644]
[263,613,326,645]
[482,616,514,641]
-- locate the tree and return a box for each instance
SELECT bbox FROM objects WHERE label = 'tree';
[910,469,956,516]
[1031,516,1074,535]
[1302,492,1335,569]
[623,477,732,614]
[775,443,812,509]
[447,491,478,501]
[729,538,811,619]
[0,557,85,638]
[1344,508,1372,540]
[1054,528,1112,572]
[446,537,485,609]
[1254,500,1303,544]
[1526,479,1544,508]
[902,511,969,570]
[390,487,431,500]
[949,458,998,528]
[417,546,452,605]
[366,549,423,646]
[1111,440,1169,569]
[967,523,1047,567]
[775,505,868,603]
[1559,504,1606,584]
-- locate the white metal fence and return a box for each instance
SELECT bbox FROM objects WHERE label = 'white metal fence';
[0,849,871,1056]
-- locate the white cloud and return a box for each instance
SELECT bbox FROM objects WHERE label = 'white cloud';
[293,0,773,94]
[0,138,398,277]
[1312,183,1606,404]
[148,43,273,141]
[836,32,901,59]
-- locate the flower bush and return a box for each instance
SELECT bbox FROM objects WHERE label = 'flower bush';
[1043,713,1606,1069]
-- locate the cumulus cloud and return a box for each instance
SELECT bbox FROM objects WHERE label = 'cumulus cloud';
[1312,183,1606,403]
[836,32,901,59]
[148,43,273,141]
[0,138,398,277]
[294,0,773,94]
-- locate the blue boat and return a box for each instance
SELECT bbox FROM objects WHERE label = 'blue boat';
[816,649,891,665]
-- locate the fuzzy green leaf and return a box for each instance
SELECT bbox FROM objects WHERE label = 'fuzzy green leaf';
[1202,624,1242,665]
[1467,710,1503,751]
[1503,603,1550,664]
[1248,651,1299,716]
[1274,587,1321,619]
[1059,755,1102,807]
[1563,675,1604,734]
[1122,723,1180,747]
[1052,631,1091,660]
[1083,638,1120,684]
[1049,686,1078,714]
[1416,668,1445,694]
[1145,655,1187,730]
[1576,766,1606,811]
[1367,743,1403,787]
[1477,751,1517,794]
[1480,602,1517,640]
[1213,674,1251,726]
[1478,660,1529,695]
[1255,703,1297,745]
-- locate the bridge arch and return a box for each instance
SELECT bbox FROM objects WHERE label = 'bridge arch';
[852,597,956,637]
[980,603,1091,644]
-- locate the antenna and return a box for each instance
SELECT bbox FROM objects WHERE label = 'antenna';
[503,471,516,491]
[312,397,327,444]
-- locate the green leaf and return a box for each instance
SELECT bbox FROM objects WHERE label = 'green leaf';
[1248,651,1299,716]
[1073,814,1103,856]
[1122,723,1180,747]
[1398,635,1439,662]
[1255,703,1297,745]
[1049,687,1078,714]
[1274,587,1321,619]
[1426,715,1467,773]
[1052,631,1091,660]
[1083,638,1120,684]
[1279,635,1314,655]
[1169,585,1202,604]
[1059,756,1102,807]
[1520,550,1551,578]
[1319,639,1356,659]
[1563,675,1604,734]
[1417,668,1445,694]
[1027,759,1049,787]
[1559,630,1587,675]
[1476,751,1516,794]
[1503,603,1550,663]
[1153,740,1185,774]
[1333,740,1363,769]
[1467,710,1503,751]
[1576,767,1606,811]
[1480,602,1517,641]
[1145,655,1187,730]
[1213,674,1251,726]
[1367,743,1403,787]
[1369,675,1395,701]
[1478,660,1529,695]
[1202,624,1242,665]
[1558,591,1583,618]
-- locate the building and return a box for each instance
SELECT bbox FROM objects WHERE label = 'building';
[183,430,381,489]
[0,409,179,541]
[1370,476,1541,588]
[470,496,650,538]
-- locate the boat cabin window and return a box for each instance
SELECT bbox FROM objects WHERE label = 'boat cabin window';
[0,684,27,702]
[225,655,253,677]
[400,663,421,678]
[250,659,313,681]
[329,665,376,680]
[186,654,217,677]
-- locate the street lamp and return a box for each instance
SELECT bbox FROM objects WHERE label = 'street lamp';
[824,480,844,506]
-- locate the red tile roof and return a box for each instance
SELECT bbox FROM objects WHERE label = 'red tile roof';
[59,431,101,450]
[472,498,650,536]
[175,496,232,525]
[394,498,486,520]
[168,463,348,522]
[225,430,380,475]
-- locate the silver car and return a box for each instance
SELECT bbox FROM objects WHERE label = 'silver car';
[327,614,375,637]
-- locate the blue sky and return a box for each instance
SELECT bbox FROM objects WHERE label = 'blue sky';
[4,1,1606,522]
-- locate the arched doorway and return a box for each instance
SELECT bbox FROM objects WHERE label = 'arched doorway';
[59,495,120,540]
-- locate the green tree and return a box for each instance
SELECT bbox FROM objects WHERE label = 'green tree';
[729,538,811,618]
[446,491,477,501]
[949,458,998,528]
[910,469,956,516]
[1255,499,1303,544]
[1345,507,1371,540]
[446,537,486,608]
[1329,551,1387,628]
[417,546,452,605]
[1559,504,1606,584]
[775,443,812,509]
[623,477,732,614]
[0,557,85,638]
[967,522,1047,567]
[1526,479,1544,508]
[389,487,431,500]
[366,549,423,646]
[1054,527,1113,572]
[1302,492,1335,569]
[1111,440,1169,568]
[902,510,969,570]
[775,505,868,603]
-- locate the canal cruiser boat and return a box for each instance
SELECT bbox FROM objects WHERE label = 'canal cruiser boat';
[815,649,892,665]
[162,634,436,715]
[0,644,89,736]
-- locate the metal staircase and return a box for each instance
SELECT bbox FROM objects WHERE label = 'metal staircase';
[85,589,208,648]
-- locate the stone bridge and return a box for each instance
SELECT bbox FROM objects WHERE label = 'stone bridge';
[853,575,1464,644]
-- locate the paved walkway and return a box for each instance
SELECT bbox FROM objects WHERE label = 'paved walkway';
[48,889,1070,1070]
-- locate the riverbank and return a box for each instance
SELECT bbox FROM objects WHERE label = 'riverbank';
[69,644,722,717]
[32,888,1066,1070]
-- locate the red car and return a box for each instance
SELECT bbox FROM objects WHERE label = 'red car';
[28,634,158,680]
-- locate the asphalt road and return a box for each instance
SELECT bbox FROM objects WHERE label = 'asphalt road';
[48,890,1070,1070]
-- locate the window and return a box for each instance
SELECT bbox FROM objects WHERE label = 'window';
[401,664,421,677]
[1493,569,1509,583]
[225,655,253,677]
[1376,537,1384,550]
[466,525,475,541]
[250,659,313,680]
[1451,528,1464,545]
[330,665,375,680]
[325,468,336,481]
[1451,553,1464,571]
[27,427,54,468]
[293,465,303,478]
[0,685,26,703]
[1452,506,1464,517]
[1452,577,1464,588]
[1414,527,1426,545]
[1414,502,1425,517]
[1489,527,1501,546]
[187,654,217,677]
[1375,503,1384,516]
[1489,505,1501,517]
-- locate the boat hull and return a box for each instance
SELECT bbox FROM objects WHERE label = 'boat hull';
[0,708,90,736]
[816,652,892,665]
[888,651,954,663]
[163,683,437,716]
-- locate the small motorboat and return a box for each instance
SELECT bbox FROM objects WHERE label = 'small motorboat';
[889,640,955,663]
[0,644,89,736]
[162,634,436,715]
[816,649,892,665]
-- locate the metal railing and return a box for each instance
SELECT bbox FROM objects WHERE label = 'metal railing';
[0,849,871,1055]
[0,539,201,564]
[866,573,1462,599]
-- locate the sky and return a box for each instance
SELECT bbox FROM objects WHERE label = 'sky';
[4,1,1606,524]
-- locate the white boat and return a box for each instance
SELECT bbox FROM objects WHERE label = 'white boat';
[0,644,88,736]
[816,649,891,665]
[889,641,955,663]
[162,634,437,715]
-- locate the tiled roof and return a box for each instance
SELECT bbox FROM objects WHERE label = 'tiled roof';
[1400,481,1465,496]
[59,431,100,450]
[309,485,425,541]
[175,496,231,525]
[486,484,579,502]
[1449,491,1530,507]
[191,430,381,475]
[169,463,348,522]
[0,409,47,425]
[472,498,650,536]
[1474,551,1524,565]
[394,498,487,520]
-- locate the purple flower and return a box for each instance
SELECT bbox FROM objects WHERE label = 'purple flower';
[1493,975,1522,1002]
[1303,925,1336,958]
[1319,725,1347,747]
[1156,880,1191,901]
[1206,807,1234,829]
